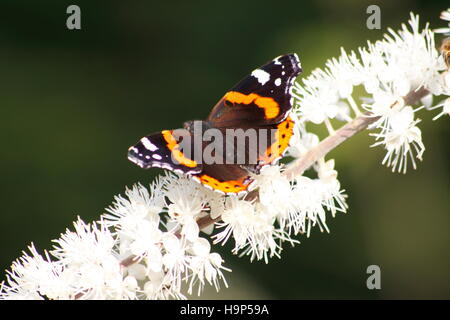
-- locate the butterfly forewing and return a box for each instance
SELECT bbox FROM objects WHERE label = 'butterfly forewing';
[207,54,302,127]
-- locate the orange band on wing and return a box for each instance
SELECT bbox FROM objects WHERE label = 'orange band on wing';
[162,130,197,168]
[224,91,280,119]
[198,174,250,193]
[259,116,295,165]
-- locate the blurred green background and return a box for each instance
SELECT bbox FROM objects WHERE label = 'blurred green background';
[0,0,448,299]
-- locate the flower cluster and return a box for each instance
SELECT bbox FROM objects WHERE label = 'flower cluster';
[214,159,347,263]
[1,11,448,300]
[0,163,345,299]
[292,13,449,173]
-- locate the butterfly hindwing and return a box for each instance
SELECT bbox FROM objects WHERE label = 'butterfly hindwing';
[254,115,295,171]
[192,163,254,195]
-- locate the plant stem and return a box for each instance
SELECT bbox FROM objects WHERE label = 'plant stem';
[284,111,379,179]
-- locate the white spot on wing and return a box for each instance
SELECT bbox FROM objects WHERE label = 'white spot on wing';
[273,56,282,65]
[152,154,162,160]
[275,78,281,86]
[293,53,302,69]
[251,69,270,85]
[141,137,158,151]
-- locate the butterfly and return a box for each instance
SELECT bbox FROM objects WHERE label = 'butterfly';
[128,54,302,195]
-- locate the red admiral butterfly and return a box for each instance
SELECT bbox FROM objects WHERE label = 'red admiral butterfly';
[128,54,302,195]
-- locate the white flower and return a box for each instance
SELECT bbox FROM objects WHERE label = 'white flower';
[143,269,184,300]
[363,93,404,135]
[286,116,320,158]
[165,177,206,219]
[292,73,341,124]
[52,218,116,266]
[51,218,133,299]
[214,198,287,262]
[127,263,147,281]
[142,273,165,300]
[186,238,229,295]
[292,49,363,124]
[268,159,348,238]
[0,244,63,300]
[0,219,144,300]
[163,174,210,240]
[288,177,327,236]
[207,193,226,220]
[125,220,163,264]
[315,159,336,182]
[435,9,450,35]
[293,13,445,175]
[363,15,444,96]
[104,182,164,234]
[253,165,295,216]
[428,97,450,120]
[316,175,348,218]
[371,106,425,173]
[161,234,189,291]
[293,14,446,125]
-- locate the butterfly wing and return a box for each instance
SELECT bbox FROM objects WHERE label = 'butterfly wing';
[211,115,295,173]
[207,54,302,128]
[191,115,295,193]
[253,115,296,171]
[128,130,254,195]
[191,163,254,195]
[127,129,202,175]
